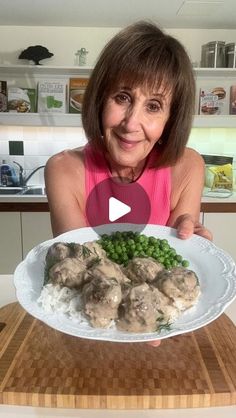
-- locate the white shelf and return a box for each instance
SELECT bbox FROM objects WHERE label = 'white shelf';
[193,115,236,128]
[0,112,82,127]
[0,113,235,128]
[194,67,236,77]
[1,64,235,77]
[0,64,93,77]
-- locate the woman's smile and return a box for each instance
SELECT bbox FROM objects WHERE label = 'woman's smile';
[115,133,143,150]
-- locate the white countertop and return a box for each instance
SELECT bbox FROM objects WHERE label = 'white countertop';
[0,275,235,418]
[0,191,236,204]
[201,190,236,203]
[0,195,47,203]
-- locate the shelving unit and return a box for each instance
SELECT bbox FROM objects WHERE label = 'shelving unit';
[194,67,236,77]
[0,112,82,127]
[0,65,236,128]
[0,64,235,77]
[0,64,93,76]
[193,115,236,128]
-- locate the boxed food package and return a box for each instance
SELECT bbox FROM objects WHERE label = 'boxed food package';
[0,81,7,112]
[69,77,89,114]
[37,80,67,113]
[7,87,37,113]
[199,86,229,115]
[202,154,233,191]
[230,85,236,114]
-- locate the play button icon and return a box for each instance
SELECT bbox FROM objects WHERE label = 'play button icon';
[86,177,151,235]
[109,197,131,222]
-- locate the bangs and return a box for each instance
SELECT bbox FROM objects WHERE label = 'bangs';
[105,43,178,99]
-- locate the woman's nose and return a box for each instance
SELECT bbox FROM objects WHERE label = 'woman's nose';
[123,105,142,131]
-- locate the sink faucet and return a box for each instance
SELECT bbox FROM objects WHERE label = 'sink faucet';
[13,161,45,187]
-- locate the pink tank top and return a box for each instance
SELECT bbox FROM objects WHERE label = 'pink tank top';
[84,144,171,226]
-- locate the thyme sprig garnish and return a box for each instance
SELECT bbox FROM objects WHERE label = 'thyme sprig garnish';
[156,320,172,332]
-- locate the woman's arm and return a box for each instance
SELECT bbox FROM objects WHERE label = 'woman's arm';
[167,148,212,240]
[45,149,87,237]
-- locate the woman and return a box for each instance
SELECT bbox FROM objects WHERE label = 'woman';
[45,21,211,243]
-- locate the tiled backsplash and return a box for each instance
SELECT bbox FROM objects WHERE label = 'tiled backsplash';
[0,126,235,188]
[0,127,87,186]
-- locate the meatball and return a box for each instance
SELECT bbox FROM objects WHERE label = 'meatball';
[82,277,122,328]
[45,242,71,264]
[73,241,106,267]
[154,267,201,310]
[48,257,87,289]
[83,241,107,259]
[125,257,164,284]
[85,258,130,285]
[116,283,177,333]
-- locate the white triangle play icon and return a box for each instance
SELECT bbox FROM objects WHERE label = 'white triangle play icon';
[109,197,131,222]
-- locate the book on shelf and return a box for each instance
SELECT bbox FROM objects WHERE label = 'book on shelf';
[0,80,7,112]
[198,85,230,115]
[69,77,89,114]
[37,80,67,113]
[7,87,37,113]
[230,86,236,115]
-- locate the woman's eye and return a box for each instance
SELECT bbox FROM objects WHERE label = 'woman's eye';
[115,93,130,103]
[147,101,161,112]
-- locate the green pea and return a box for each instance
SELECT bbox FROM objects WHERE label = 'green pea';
[182,260,189,267]
[98,231,189,269]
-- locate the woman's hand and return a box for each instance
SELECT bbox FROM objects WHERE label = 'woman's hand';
[175,214,213,241]
[146,340,161,347]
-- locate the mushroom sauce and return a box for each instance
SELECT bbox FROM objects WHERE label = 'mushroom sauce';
[40,240,201,333]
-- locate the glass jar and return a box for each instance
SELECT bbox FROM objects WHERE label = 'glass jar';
[75,48,89,66]
[201,41,225,68]
[225,43,236,68]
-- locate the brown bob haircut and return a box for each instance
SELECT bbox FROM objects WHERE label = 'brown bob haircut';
[82,21,195,167]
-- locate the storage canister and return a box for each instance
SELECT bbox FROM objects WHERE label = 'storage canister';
[201,41,225,68]
[225,43,236,68]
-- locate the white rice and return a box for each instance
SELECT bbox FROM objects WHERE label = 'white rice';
[37,283,85,322]
[37,283,116,328]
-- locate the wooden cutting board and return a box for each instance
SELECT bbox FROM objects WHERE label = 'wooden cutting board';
[0,302,235,409]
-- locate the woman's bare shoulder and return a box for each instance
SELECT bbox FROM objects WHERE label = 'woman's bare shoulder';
[173,147,204,174]
[46,147,85,172]
[171,147,205,198]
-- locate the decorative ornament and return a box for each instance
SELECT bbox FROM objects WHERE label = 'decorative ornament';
[18,45,54,65]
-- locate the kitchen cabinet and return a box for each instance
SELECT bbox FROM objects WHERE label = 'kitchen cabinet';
[0,212,22,274]
[203,212,236,262]
[0,65,236,127]
[21,212,52,257]
[0,212,52,274]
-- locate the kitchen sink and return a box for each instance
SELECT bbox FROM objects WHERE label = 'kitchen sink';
[0,186,45,195]
[20,186,45,195]
[0,187,24,195]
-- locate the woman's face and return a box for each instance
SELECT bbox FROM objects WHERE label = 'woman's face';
[102,84,172,168]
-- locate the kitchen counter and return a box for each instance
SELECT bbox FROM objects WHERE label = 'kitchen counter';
[0,192,236,212]
[0,275,235,417]
[0,194,49,212]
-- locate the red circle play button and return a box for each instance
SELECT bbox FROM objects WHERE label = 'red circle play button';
[86,177,151,235]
